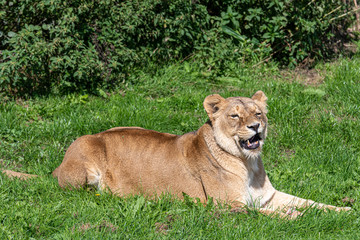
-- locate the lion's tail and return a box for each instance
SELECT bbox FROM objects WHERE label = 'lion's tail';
[1,169,38,180]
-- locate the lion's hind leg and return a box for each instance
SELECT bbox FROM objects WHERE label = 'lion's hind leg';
[52,156,88,189]
[52,135,106,190]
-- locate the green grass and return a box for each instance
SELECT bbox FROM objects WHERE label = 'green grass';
[1,56,360,239]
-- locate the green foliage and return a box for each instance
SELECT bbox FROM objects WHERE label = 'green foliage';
[0,0,211,97]
[0,0,354,97]
[201,0,353,65]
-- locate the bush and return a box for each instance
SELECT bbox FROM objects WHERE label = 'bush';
[201,0,353,65]
[0,0,354,98]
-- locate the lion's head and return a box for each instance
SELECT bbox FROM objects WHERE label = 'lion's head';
[204,91,268,159]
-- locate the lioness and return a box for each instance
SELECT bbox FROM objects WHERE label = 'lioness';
[49,91,349,217]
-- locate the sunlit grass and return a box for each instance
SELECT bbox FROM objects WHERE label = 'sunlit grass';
[0,57,359,238]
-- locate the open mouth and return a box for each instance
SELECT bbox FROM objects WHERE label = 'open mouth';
[240,133,262,150]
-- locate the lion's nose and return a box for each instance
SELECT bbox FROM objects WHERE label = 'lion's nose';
[247,123,260,132]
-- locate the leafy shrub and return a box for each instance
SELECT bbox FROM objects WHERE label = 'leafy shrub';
[0,0,354,98]
[0,0,210,97]
[201,0,353,65]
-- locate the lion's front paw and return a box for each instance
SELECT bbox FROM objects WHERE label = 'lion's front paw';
[335,206,352,212]
[282,207,303,220]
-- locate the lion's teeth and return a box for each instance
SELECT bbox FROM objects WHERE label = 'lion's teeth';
[255,141,259,145]
[247,140,250,146]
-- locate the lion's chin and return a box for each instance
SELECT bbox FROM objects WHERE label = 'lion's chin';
[241,146,262,161]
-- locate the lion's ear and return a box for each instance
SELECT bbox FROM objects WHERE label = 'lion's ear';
[251,91,267,103]
[203,94,225,121]
[251,91,268,113]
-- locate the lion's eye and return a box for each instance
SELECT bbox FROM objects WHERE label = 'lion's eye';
[230,114,239,119]
[255,112,262,117]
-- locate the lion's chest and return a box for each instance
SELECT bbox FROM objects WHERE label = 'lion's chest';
[245,171,275,207]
